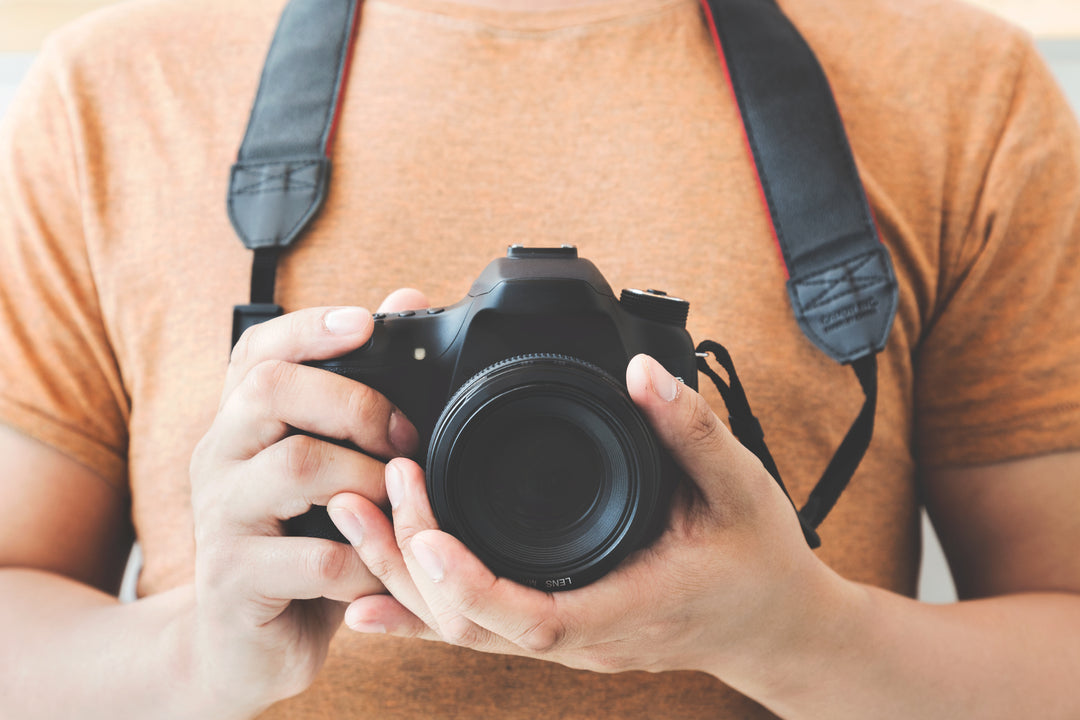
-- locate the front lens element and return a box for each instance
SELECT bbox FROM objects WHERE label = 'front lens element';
[426,354,668,590]
[475,412,603,535]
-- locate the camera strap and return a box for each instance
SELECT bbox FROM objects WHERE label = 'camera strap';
[697,0,897,547]
[227,0,362,346]
[227,0,898,547]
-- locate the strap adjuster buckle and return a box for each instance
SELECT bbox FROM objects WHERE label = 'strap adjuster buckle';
[232,303,284,347]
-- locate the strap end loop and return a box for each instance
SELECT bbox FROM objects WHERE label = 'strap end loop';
[232,303,284,348]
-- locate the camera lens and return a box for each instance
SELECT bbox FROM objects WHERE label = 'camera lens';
[479,413,603,535]
[426,354,669,590]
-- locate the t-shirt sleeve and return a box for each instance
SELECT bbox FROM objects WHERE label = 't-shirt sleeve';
[915,38,1080,469]
[0,44,129,489]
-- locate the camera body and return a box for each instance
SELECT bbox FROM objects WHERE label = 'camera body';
[293,245,698,590]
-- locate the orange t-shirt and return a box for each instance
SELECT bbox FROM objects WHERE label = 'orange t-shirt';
[2,0,1080,717]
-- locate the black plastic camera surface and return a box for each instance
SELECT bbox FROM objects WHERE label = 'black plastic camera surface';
[291,245,698,590]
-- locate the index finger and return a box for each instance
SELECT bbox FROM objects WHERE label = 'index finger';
[222,306,374,406]
[384,458,578,655]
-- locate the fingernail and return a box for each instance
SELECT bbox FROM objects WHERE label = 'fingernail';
[386,462,404,510]
[411,537,444,583]
[348,619,387,634]
[388,410,419,456]
[345,605,387,634]
[647,358,680,402]
[328,507,365,547]
[324,307,371,335]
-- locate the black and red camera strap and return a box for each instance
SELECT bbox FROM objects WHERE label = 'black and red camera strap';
[227,0,899,547]
[696,0,897,546]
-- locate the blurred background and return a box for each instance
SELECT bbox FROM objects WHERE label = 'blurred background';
[1,0,1078,604]
[2,0,1079,50]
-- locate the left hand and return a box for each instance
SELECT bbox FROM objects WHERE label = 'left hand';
[327,353,850,680]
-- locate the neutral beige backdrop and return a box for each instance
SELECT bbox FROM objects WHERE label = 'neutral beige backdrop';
[1,0,1079,51]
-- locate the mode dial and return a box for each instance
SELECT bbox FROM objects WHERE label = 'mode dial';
[619,288,690,327]
[506,244,577,259]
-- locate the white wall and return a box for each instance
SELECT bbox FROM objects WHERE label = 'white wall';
[0,53,32,110]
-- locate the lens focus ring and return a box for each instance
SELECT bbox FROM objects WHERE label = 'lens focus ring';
[426,354,668,590]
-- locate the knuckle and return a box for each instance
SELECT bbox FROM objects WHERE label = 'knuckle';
[342,382,386,434]
[638,618,677,649]
[581,646,632,674]
[398,622,432,642]
[189,429,234,500]
[513,617,565,654]
[196,539,239,590]
[189,444,243,528]
[190,490,217,528]
[360,552,397,583]
[450,577,496,620]
[279,434,325,484]
[683,397,723,448]
[246,358,292,402]
[305,542,350,584]
[190,476,228,531]
[439,614,483,648]
[192,518,216,551]
[188,435,213,493]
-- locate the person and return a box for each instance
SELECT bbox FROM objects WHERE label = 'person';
[1,0,1079,717]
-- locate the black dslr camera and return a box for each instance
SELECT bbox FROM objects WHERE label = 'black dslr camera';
[290,246,698,590]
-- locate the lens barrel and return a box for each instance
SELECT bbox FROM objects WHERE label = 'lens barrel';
[426,354,668,591]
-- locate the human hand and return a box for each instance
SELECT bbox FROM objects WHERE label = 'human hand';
[327,353,850,686]
[186,294,426,716]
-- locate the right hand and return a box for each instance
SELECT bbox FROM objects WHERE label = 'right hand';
[186,301,423,716]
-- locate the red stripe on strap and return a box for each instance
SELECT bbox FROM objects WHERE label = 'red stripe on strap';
[698,0,789,279]
[324,0,364,157]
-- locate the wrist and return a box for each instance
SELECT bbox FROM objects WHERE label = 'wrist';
[704,555,870,706]
[168,587,270,720]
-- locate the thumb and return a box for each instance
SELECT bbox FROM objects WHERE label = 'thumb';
[626,353,767,507]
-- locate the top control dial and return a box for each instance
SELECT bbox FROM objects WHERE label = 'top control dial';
[619,288,690,327]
